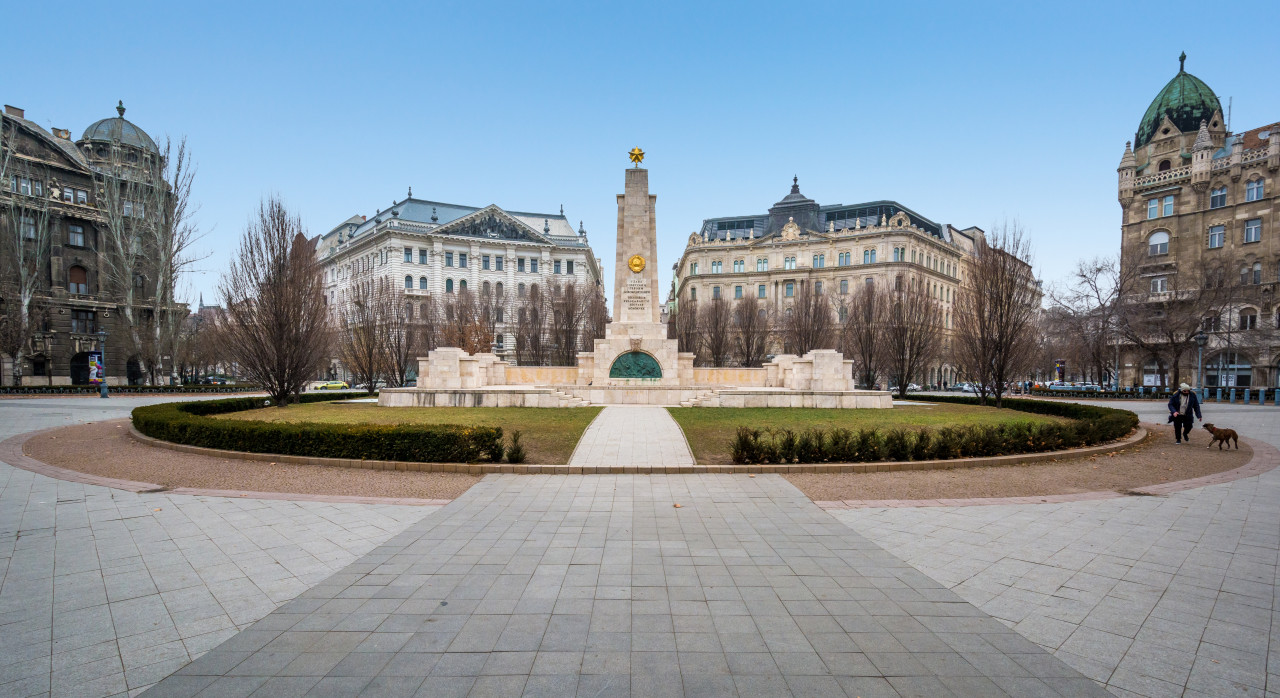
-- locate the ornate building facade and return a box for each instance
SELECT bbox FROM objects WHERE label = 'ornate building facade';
[1,102,183,386]
[673,178,984,387]
[318,196,603,372]
[1117,54,1279,388]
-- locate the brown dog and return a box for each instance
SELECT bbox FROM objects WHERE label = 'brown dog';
[1202,423,1239,450]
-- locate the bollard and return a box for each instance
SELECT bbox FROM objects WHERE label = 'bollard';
[1229,388,1236,403]
[1216,387,1223,402]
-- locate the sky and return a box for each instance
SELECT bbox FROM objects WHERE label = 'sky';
[7,0,1279,310]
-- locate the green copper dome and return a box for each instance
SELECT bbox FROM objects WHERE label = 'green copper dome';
[1135,53,1221,148]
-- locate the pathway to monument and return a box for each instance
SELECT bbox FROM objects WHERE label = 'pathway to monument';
[144,473,1108,697]
[568,406,695,469]
[0,397,437,698]
[837,398,1280,698]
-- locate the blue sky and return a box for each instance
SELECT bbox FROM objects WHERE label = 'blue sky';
[7,1,1279,309]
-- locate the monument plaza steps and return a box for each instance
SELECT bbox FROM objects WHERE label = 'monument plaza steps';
[378,158,892,410]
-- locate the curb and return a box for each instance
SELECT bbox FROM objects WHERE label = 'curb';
[1,424,450,506]
[815,432,1279,509]
[128,420,1148,474]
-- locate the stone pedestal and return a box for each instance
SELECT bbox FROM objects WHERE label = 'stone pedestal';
[418,348,508,389]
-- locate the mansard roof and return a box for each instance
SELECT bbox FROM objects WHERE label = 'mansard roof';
[322,196,590,249]
[698,198,944,242]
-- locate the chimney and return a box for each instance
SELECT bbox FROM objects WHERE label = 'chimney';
[4,105,25,119]
[52,128,70,140]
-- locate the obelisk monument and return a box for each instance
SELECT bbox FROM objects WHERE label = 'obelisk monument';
[579,149,693,386]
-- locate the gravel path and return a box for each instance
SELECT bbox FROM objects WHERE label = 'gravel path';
[785,423,1251,502]
[25,420,482,500]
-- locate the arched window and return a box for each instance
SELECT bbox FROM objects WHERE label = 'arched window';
[1239,308,1258,330]
[67,266,88,294]
[1245,178,1264,202]
[404,275,413,289]
[518,283,526,298]
[420,302,429,318]
[405,303,413,320]
[445,279,454,293]
[459,279,467,291]
[1205,352,1252,388]
[419,276,427,289]
[495,282,504,297]
[1158,159,1172,172]
[1252,262,1262,285]
[530,283,538,297]
[1148,231,1169,256]
[482,281,491,296]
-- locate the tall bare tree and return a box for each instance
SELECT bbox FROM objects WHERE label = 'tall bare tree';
[442,288,488,354]
[733,295,769,368]
[699,297,734,367]
[0,147,52,386]
[1046,255,1133,387]
[548,281,588,366]
[515,285,548,365]
[953,223,1039,406]
[417,294,442,355]
[884,282,943,399]
[584,283,609,350]
[670,298,700,357]
[218,197,329,405]
[336,277,391,394]
[780,280,831,356]
[840,279,887,389]
[383,288,421,388]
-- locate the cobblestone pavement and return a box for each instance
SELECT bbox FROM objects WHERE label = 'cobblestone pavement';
[568,407,695,469]
[145,473,1107,697]
[835,399,1280,698]
[0,398,437,698]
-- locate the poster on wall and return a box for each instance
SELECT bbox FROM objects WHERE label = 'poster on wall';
[88,352,104,385]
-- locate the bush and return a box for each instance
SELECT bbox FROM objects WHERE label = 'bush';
[506,431,526,464]
[726,397,1138,465]
[132,394,503,463]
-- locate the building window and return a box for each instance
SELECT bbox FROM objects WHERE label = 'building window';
[67,224,85,247]
[459,253,467,268]
[1246,262,1262,285]
[1210,186,1227,208]
[554,260,561,274]
[1148,231,1169,256]
[20,216,36,239]
[689,287,697,301]
[1158,159,1171,172]
[566,260,573,275]
[863,249,877,264]
[711,261,722,274]
[496,256,504,271]
[1244,218,1261,243]
[483,255,491,270]
[62,187,73,202]
[517,257,525,273]
[757,258,768,272]
[784,256,796,270]
[1202,315,1221,332]
[1208,226,1224,249]
[840,279,848,295]
[419,249,428,264]
[459,279,467,291]
[757,284,766,299]
[495,282,503,297]
[445,279,454,293]
[1150,276,1168,293]
[445,252,454,267]
[404,275,413,289]
[1147,198,1158,219]
[419,276,427,290]
[733,285,743,299]
[67,265,88,294]
[690,262,698,275]
[1162,195,1174,216]
[518,283,526,298]
[75,189,87,204]
[813,254,824,268]
[71,310,95,333]
[1246,179,1264,202]
[733,259,744,273]
[785,282,794,297]
[814,281,823,295]
[404,247,412,263]
[1240,309,1258,330]
[712,286,720,299]
[529,259,538,273]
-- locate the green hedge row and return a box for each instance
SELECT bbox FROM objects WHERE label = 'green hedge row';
[731,396,1138,464]
[131,394,504,463]
[0,384,261,395]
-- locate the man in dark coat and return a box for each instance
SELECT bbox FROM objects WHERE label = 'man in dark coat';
[1167,382,1202,444]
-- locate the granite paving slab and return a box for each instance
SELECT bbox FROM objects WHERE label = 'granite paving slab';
[568,406,695,468]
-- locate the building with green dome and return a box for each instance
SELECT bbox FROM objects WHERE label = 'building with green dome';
[1116,54,1280,390]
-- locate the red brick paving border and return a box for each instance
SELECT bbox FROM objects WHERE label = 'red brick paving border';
[815,434,1280,510]
[0,425,449,506]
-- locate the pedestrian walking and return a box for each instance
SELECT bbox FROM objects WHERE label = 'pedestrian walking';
[1167,382,1202,444]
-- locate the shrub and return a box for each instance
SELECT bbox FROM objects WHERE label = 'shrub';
[132,395,503,463]
[506,431,526,464]
[726,397,1138,464]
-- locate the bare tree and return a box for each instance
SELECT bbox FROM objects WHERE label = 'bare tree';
[670,298,700,357]
[515,285,548,365]
[884,282,943,399]
[417,294,442,354]
[218,197,329,405]
[733,295,769,368]
[583,283,609,350]
[699,297,734,367]
[383,286,419,388]
[840,279,887,389]
[1047,255,1132,387]
[336,277,391,394]
[442,288,488,354]
[0,147,52,386]
[953,223,1039,406]
[478,284,507,358]
[94,142,157,379]
[780,280,832,356]
[548,281,588,366]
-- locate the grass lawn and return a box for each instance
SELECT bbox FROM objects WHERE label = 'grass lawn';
[667,403,1064,465]
[216,403,603,464]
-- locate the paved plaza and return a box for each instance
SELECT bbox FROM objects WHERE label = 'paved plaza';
[0,396,1277,696]
[568,407,695,469]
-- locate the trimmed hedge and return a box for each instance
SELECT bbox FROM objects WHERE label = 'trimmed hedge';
[131,393,504,463]
[730,396,1138,465]
[0,384,261,395]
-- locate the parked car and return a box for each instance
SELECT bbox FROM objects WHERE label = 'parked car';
[316,381,350,390]
[199,376,227,385]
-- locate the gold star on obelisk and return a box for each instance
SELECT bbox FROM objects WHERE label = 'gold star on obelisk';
[628,147,645,167]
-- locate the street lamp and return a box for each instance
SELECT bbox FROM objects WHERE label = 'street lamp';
[97,327,109,399]
[1195,331,1208,399]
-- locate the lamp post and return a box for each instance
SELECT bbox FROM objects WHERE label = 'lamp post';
[1195,331,1208,400]
[97,327,109,399]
